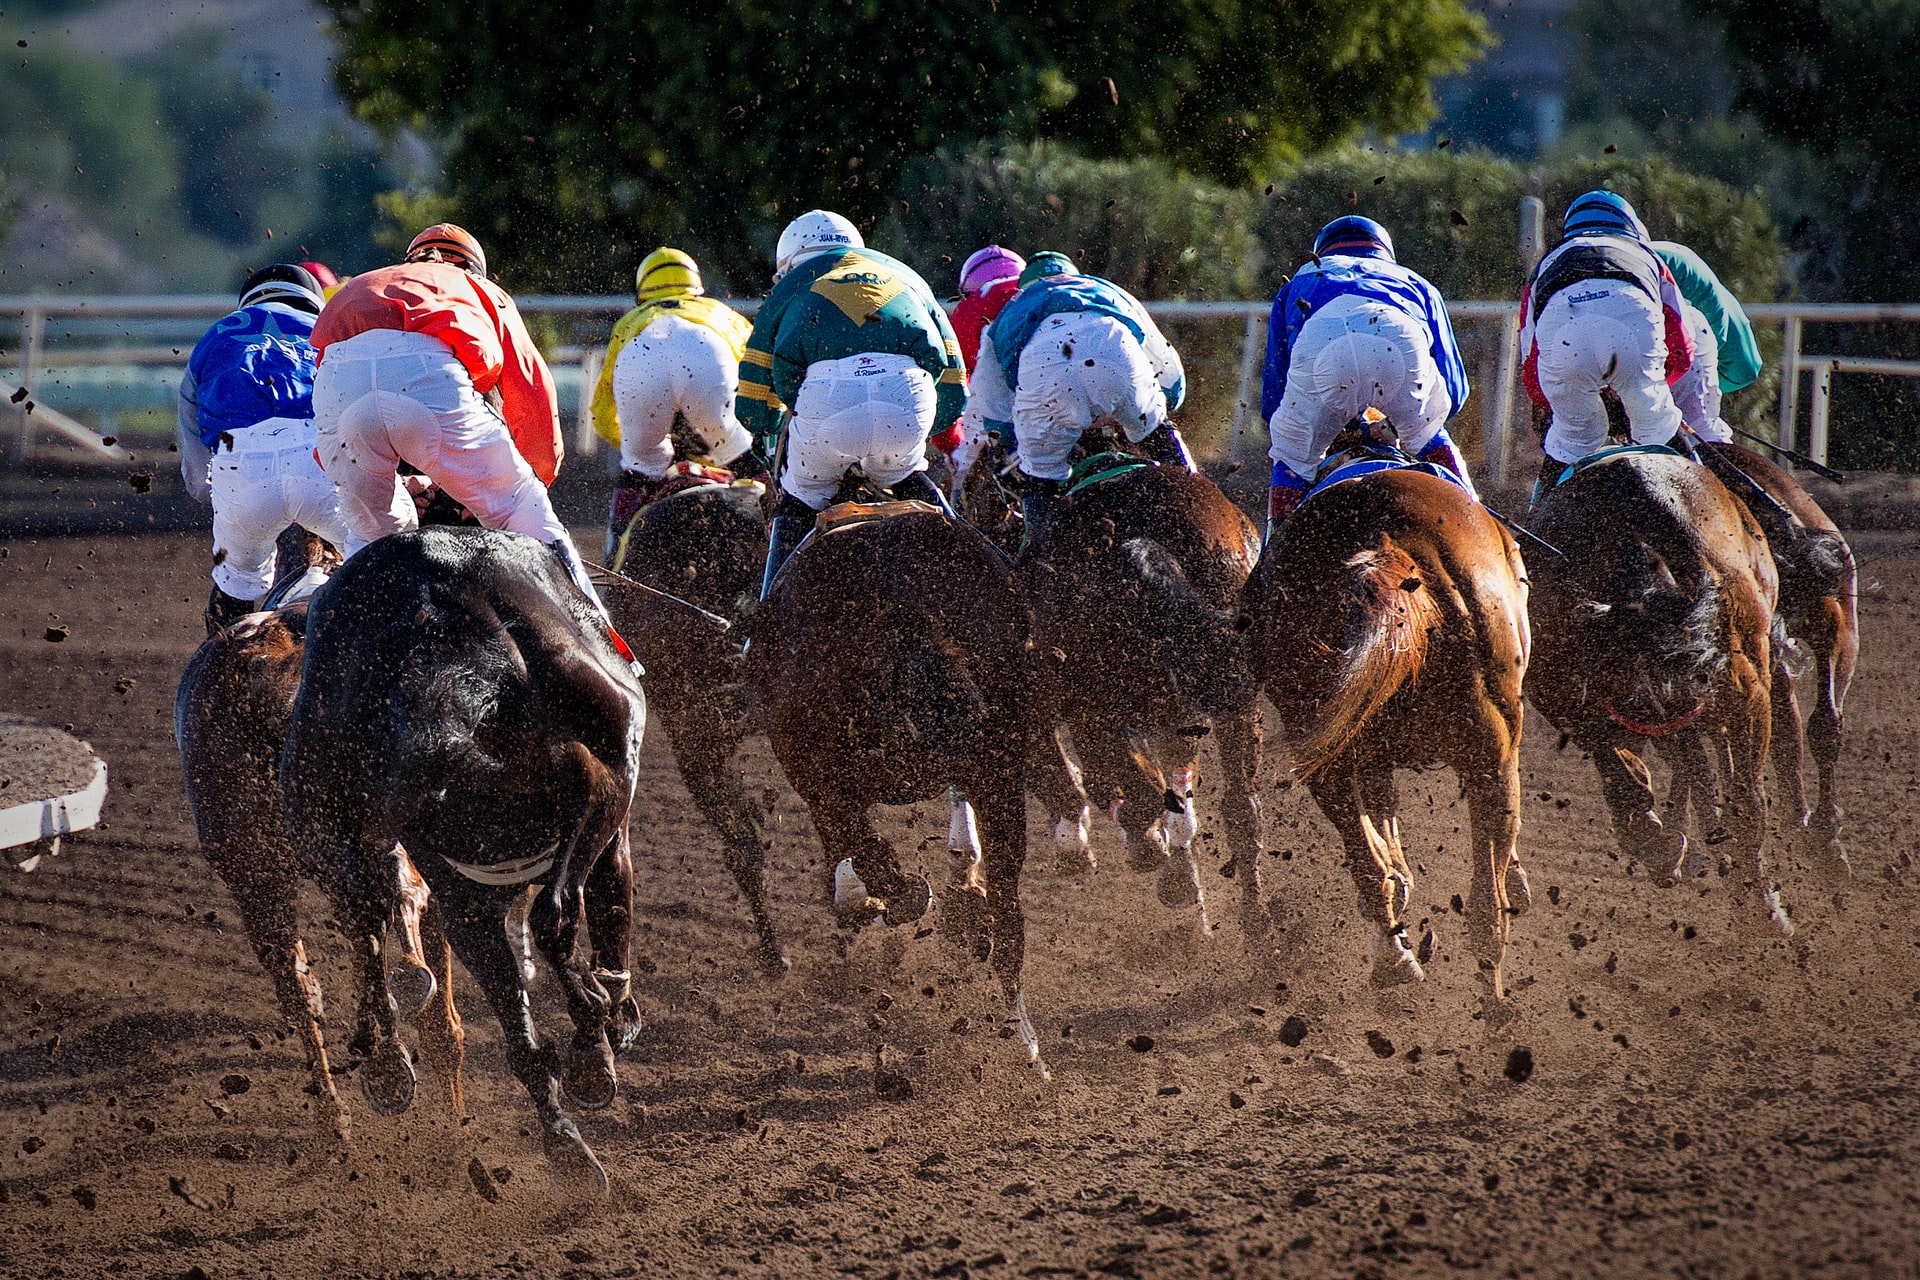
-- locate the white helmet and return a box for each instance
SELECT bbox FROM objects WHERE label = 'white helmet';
[774,210,861,281]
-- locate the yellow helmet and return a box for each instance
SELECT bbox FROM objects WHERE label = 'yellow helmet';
[635,247,704,302]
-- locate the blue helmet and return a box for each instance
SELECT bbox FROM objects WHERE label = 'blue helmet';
[1314,215,1395,261]
[1562,190,1649,240]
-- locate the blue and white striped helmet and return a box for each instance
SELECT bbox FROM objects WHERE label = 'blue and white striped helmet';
[1562,190,1649,240]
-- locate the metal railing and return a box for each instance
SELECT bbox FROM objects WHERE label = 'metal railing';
[6,293,1920,474]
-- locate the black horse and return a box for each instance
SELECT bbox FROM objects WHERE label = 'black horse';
[281,527,646,1190]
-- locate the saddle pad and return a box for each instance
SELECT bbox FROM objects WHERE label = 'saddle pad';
[1555,442,1686,487]
[814,498,943,537]
[1065,451,1156,497]
[1301,454,1474,506]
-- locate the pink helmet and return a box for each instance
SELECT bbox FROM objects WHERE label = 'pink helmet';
[959,245,1025,297]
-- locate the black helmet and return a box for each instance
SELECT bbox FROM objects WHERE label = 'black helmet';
[238,263,325,315]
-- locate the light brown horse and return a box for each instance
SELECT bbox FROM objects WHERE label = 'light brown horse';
[1526,449,1792,934]
[1235,465,1531,1001]
[1698,444,1858,874]
[174,530,465,1138]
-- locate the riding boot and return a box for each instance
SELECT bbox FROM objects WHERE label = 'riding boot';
[1264,483,1305,548]
[1020,477,1064,548]
[205,584,256,636]
[759,492,818,601]
[1140,424,1197,473]
[1530,454,1566,510]
[605,468,658,564]
[887,468,957,517]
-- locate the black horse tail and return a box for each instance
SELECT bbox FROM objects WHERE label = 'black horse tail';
[1122,536,1258,721]
[1292,544,1440,783]
[866,605,992,762]
[1775,526,1854,615]
[1576,538,1729,720]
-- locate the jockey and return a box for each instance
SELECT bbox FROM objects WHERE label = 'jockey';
[1651,240,1763,446]
[1520,191,1696,499]
[947,244,1026,491]
[179,263,349,630]
[963,251,1190,540]
[737,210,968,598]
[1261,215,1473,537]
[590,247,758,556]
[309,223,608,616]
[300,261,347,300]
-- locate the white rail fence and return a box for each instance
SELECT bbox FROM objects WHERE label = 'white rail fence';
[7,293,1920,478]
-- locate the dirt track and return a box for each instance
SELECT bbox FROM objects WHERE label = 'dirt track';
[3,528,1919,1280]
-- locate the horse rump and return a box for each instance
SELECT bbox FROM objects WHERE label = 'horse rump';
[865,605,993,763]
[1290,544,1440,782]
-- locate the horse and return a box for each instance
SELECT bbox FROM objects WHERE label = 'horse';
[1234,458,1532,1002]
[603,479,789,973]
[743,502,1048,1076]
[1525,448,1792,935]
[175,527,467,1139]
[280,527,646,1190]
[1697,443,1858,874]
[1017,460,1267,935]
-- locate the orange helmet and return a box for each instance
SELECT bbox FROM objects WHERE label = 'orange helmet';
[405,223,487,276]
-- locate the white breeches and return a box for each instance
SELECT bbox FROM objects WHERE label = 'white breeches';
[780,353,936,510]
[611,314,752,477]
[1671,301,1733,444]
[1267,293,1449,477]
[1534,283,1683,464]
[1012,313,1166,483]
[207,417,349,599]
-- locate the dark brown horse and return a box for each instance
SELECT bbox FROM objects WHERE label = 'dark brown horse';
[1019,463,1267,935]
[1698,444,1858,874]
[604,481,789,972]
[744,506,1047,1074]
[1526,449,1792,934]
[281,527,645,1190]
[1236,465,1532,1001]
[174,529,466,1139]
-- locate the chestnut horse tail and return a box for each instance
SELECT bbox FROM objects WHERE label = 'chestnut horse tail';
[1290,544,1439,783]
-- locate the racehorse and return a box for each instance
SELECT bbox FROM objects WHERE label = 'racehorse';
[1234,460,1532,1001]
[1018,460,1267,935]
[603,480,789,973]
[175,528,466,1138]
[1697,443,1858,874]
[1525,448,1792,935]
[281,527,645,1190]
[743,503,1048,1075]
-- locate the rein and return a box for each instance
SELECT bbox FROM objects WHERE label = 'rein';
[583,559,734,631]
[1604,699,1706,737]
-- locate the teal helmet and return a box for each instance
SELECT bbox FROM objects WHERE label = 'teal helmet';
[1018,251,1079,288]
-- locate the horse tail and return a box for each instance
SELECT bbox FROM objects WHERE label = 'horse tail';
[1774,526,1853,616]
[1291,544,1439,783]
[1574,541,1729,717]
[1121,536,1257,720]
[869,606,991,761]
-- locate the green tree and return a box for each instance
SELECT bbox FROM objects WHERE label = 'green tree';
[321,0,1486,291]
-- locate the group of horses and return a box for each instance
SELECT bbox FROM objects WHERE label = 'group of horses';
[170,423,1856,1192]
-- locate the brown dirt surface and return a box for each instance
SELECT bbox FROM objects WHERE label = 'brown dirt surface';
[3,529,1919,1279]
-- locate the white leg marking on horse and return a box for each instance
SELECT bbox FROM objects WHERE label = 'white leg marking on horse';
[386,846,437,1012]
[1764,886,1795,938]
[833,858,872,912]
[1009,989,1051,1081]
[1162,776,1197,853]
[506,886,538,983]
[946,796,983,875]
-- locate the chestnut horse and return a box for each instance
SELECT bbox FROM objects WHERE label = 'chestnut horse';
[1698,444,1858,874]
[174,529,466,1138]
[1235,465,1532,1002]
[604,482,788,972]
[1018,462,1266,934]
[281,528,645,1190]
[744,507,1047,1074]
[1525,449,1792,934]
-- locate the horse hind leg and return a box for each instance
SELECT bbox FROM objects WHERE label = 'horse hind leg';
[1148,729,1211,923]
[385,845,439,1013]
[1726,686,1792,938]
[1661,729,1720,881]
[410,899,467,1120]
[584,828,643,1055]
[976,784,1049,1080]
[938,788,990,960]
[1030,726,1095,876]
[1802,596,1856,878]
[667,708,790,973]
[1462,751,1522,1010]
[819,800,930,928]
[1308,766,1421,987]
[1215,711,1271,939]
[1766,650,1813,844]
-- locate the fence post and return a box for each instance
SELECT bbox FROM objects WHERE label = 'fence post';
[1485,197,1545,485]
[576,346,603,458]
[12,307,44,464]
[1228,311,1265,462]
[1777,314,1803,451]
[1807,359,1833,469]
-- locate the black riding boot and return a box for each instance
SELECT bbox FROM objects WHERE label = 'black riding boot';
[1530,454,1565,511]
[205,584,256,636]
[1140,424,1197,473]
[887,468,957,517]
[1020,476,1065,547]
[759,492,818,601]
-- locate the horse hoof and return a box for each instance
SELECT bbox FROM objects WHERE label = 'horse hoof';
[1504,862,1532,917]
[1053,811,1093,875]
[1678,835,1712,881]
[1054,846,1097,877]
[755,939,794,976]
[1763,887,1795,939]
[1800,826,1851,881]
[1237,895,1275,939]
[384,960,438,1014]
[359,1040,416,1116]
[1123,827,1169,875]
[609,995,645,1056]
[542,1120,610,1197]
[1389,871,1413,917]
[562,1039,619,1112]
[937,880,989,953]
[1156,854,1202,909]
[882,875,932,927]
[1370,936,1426,988]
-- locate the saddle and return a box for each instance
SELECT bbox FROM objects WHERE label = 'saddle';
[813,498,944,537]
[1064,450,1156,498]
[1549,442,1687,490]
[1301,443,1474,508]
[648,459,764,506]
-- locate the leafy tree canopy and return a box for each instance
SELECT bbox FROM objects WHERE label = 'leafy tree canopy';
[321,0,1487,291]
